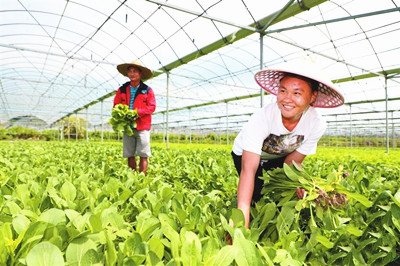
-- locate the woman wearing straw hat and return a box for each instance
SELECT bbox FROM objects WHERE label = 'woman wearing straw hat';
[113,61,156,174]
[231,62,344,229]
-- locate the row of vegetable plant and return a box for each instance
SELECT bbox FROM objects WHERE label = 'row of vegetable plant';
[0,141,399,265]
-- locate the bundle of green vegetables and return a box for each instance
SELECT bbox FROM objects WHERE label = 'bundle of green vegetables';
[109,104,139,136]
[260,163,372,210]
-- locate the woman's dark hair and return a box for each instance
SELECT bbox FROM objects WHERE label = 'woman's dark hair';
[283,73,319,93]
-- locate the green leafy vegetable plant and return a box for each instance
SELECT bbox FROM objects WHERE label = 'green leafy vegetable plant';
[0,142,399,265]
[109,104,138,136]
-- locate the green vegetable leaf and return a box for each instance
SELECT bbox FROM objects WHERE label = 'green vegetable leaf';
[136,210,160,241]
[148,238,164,260]
[345,226,362,236]
[12,214,31,235]
[230,208,245,227]
[233,229,263,266]
[26,242,64,266]
[208,245,236,266]
[276,206,295,237]
[104,231,117,266]
[315,234,334,249]
[259,203,277,229]
[60,181,77,202]
[283,163,299,182]
[345,192,372,207]
[161,220,180,259]
[181,231,202,266]
[38,208,66,225]
[81,249,101,266]
[65,237,97,265]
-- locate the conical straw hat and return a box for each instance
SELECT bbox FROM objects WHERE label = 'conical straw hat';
[254,62,344,108]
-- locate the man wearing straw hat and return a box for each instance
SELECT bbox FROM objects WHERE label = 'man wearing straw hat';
[230,62,344,230]
[113,61,156,174]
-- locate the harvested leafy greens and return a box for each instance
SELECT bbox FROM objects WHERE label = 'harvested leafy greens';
[109,104,138,136]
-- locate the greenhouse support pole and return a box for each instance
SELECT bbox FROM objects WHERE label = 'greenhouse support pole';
[75,112,78,141]
[162,113,166,143]
[86,108,89,142]
[327,124,330,146]
[101,100,104,143]
[196,120,198,143]
[166,71,170,149]
[392,112,395,148]
[61,121,64,141]
[226,102,229,145]
[258,0,295,107]
[259,33,264,107]
[369,132,372,147]
[189,108,192,144]
[219,120,222,144]
[384,77,389,153]
[335,115,338,146]
[68,117,70,141]
[350,104,352,148]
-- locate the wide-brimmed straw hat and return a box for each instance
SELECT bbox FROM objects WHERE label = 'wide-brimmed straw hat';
[117,61,153,80]
[254,62,344,108]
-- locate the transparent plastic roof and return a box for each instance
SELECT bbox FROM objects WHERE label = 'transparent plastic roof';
[1,0,399,135]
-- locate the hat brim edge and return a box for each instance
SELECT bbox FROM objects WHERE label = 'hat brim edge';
[117,63,153,80]
[254,68,345,108]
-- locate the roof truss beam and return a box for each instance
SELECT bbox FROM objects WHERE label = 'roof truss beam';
[265,7,400,34]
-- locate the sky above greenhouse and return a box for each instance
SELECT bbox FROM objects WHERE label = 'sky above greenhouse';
[1,0,399,136]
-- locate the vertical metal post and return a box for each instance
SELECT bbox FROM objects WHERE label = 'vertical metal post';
[392,111,395,148]
[101,101,104,143]
[226,102,229,145]
[195,120,198,143]
[369,131,371,147]
[335,115,338,146]
[68,117,70,141]
[162,113,166,143]
[86,108,89,142]
[384,77,389,153]
[327,124,330,147]
[75,112,78,141]
[166,71,170,149]
[219,119,222,145]
[260,33,264,107]
[61,122,64,140]
[189,108,192,144]
[349,104,352,148]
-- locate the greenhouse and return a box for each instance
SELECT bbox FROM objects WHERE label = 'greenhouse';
[1,0,400,265]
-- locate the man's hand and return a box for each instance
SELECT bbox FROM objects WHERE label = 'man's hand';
[296,187,306,199]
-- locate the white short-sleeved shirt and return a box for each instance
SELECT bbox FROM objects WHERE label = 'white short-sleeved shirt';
[232,102,326,160]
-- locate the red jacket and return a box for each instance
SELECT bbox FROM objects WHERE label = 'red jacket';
[113,81,156,130]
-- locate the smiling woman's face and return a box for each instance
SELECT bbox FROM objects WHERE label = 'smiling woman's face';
[277,75,317,124]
